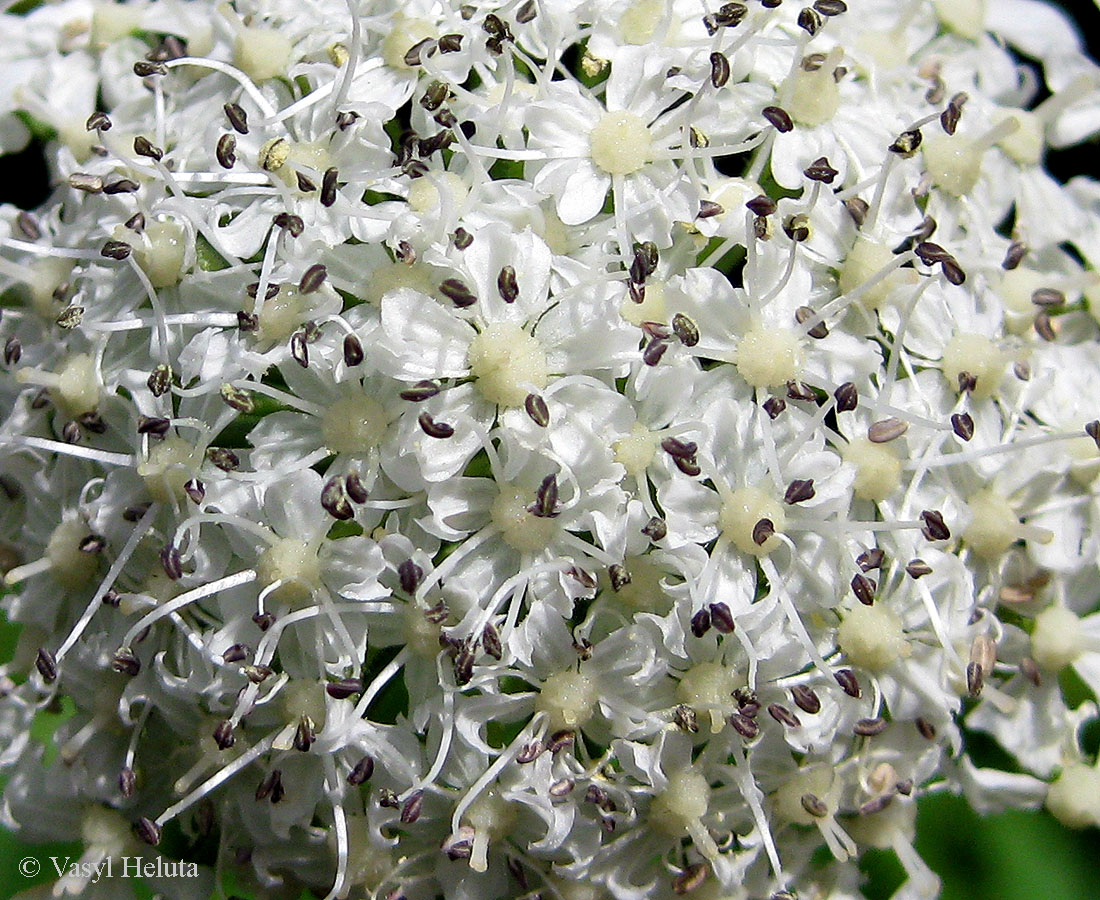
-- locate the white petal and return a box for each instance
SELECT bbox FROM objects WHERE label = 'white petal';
[555,164,610,226]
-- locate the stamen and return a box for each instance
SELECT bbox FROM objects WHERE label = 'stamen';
[155,729,283,829]
[122,570,258,648]
[54,504,158,664]
[904,428,1086,469]
[2,557,50,586]
[760,553,832,676]
[450,714,546,841]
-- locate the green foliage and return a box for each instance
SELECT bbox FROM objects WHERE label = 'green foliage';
[195,234,230,272]
[488,157,525,180]
[359,645,409,724]
[914,793,1100,900]
[13,111,56,143]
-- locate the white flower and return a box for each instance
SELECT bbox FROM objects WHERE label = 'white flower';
[3,1,1100,898]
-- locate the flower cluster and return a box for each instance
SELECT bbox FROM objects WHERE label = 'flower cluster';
[3,1,1100,899]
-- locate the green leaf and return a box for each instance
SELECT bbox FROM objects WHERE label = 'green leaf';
[327,520,364,540]
[7,0,47,14]
[13,110,56,143]
[488,157,524,180]
[195,234,230,272]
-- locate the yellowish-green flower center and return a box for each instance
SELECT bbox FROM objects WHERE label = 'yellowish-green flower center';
[719,486,786,555]
[321,396,389,454]
[468,323,549,408]
[589,111,652,175]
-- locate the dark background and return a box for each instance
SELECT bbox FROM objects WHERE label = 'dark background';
[1036,0,1100,183]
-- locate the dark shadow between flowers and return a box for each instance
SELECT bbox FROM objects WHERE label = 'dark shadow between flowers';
[0,137,50,210]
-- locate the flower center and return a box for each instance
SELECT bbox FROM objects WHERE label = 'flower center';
[408,173,469,213]
[609,555,672,613]
[963,490,1019,558]
[233,26,294,82]
[344,816,395,891]
[490,484,559,553]
[22,257,75,318]
[119,570,181,616]
[467,323,549,408]
[933,0,986,39]
[257,539,322,605]
[382,16,437,70]
[735,327,802,388]
[839,238,914,310]
[652,769,711,834]
[138,437,199,504]
[257,286,307,342]
[837,604,909,672]
[1030,606,1084,672]
[134,220,187,288]
[941,332,1005,398]
[849,795,917,850]
[56,354,101,416]
[46,519,99,589]
[677,661,737,733]
[258,137,292,172]
[287,141,333,186]
[774,767,835,826]
[464,788,518,873]
[535,668,597,730]
[403,606,443,659]
[619,0,665,45]
[280,679,328,731]
[855,29,904,71]
[997,266,1047,324]
[612,422,659,478]
[91,2,142,48]
[1066,436,1100,486]
[15,355,101,415]
[464,788,516,837]
[619,280,667,326]
[589,111,652,176]
[536,208,573,256]
[996,109,1044,166]
[922,136,985,196]
[719,486,786,555]
[788,52,842,127]
[259,140,334,192]
[81,806,132,858]
[925,116,1021,196]
[844,437,902,502]
[676,661,735,710]
[650,768,720,857]
[366,261,440,306]
[59,116,100,162]
[321,396,389,454]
